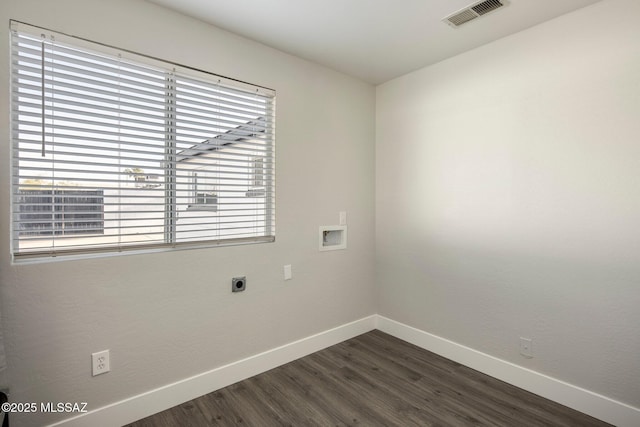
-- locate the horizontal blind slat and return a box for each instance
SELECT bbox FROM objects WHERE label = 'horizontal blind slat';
[177,74,273,103]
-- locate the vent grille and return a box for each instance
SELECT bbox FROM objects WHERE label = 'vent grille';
[447,9,479,27]
[443,0,509,28]
[472,0,504,15]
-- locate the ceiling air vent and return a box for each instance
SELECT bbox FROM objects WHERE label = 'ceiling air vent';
[443,0,509,28]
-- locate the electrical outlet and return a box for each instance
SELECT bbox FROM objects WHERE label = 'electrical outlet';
[520,337,533,358]
[232,276,246,292]
[92,350,110,376]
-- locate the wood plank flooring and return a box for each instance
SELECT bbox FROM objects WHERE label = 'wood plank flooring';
[125,330,611,426]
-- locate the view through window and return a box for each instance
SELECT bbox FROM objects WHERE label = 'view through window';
[10,21,275,261]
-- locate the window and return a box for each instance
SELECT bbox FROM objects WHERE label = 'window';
[10,21,275,261]
[246,157,266,198]
[189,172,218,211]
[251,157,265,188]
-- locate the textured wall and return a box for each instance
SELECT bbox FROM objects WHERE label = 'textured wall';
[376,0,640,409]
[0,0,376,425]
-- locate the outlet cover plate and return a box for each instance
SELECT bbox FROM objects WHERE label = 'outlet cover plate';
[92,350,110,376]
[520,337,533,358]
[232,276,246,292]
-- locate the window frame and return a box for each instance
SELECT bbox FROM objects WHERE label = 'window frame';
[10,21,276,262]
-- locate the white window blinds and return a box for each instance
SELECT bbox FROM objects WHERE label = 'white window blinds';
[10,21,275,261]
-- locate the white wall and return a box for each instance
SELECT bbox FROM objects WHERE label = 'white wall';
[376,0,640,410]
[0,0,376,425]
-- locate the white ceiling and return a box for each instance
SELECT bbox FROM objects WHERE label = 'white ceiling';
[147,0,601,85]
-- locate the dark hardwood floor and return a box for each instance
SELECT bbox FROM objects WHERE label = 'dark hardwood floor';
[125,330,611,426]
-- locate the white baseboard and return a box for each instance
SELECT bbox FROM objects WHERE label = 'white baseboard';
[376,315,640,427]
[49,314,639,427]
[49,315,377,427]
